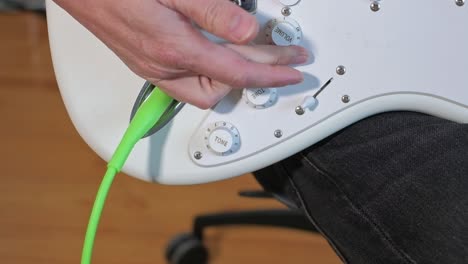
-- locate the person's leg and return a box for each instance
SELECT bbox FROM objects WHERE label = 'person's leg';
[254,111,468,264]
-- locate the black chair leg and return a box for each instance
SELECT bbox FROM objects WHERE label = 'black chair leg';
[193,209,318,240]
[166,209,319,263]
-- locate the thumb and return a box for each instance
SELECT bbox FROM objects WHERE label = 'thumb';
[164,0,259,44]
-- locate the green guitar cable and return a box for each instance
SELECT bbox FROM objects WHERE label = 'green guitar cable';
[81,87,174,264]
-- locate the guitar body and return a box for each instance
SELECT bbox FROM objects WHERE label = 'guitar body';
[46,0,468,185]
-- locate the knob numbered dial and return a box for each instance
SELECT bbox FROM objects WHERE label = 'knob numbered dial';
[265,17,302,46]
[243,88,278,109]
[205,122,241,156]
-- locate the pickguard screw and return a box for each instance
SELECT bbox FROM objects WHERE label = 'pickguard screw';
[456,0,465,6]
[370,1,381,12]
[295,106,305,115]
[336,65,346,75]
[194,151,203,160]
[342,95,351,103]
[274,130,283,138]
[282,7,292,16]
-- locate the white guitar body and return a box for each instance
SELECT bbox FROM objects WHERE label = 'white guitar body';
[46,0,468,185]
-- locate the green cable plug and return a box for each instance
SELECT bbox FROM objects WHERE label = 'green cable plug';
[81,87,174,264]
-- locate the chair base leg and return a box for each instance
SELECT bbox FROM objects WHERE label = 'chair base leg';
[193,209,318,240]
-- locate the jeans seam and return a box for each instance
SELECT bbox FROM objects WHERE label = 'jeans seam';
[297,152,417,264]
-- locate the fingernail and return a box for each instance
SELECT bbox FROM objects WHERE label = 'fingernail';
[284,70,304,84]
[292,55,309,64]
[230,15,258,42]
[293,71,304,83]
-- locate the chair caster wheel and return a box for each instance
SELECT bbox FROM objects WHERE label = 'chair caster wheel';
[166,233,209,264]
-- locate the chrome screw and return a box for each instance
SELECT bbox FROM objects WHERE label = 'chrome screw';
[456,0,465,6]
[336,65,346,75]
[342,95,351,103]
[295,106,305,115]
[194,151,203,160]
[370,1,381,12]
[282,7,292,16]
[274,130,283,138]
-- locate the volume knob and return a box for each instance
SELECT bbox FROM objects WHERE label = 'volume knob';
[265,17,302,46]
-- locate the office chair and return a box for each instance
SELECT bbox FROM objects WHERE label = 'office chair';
[165,167,320,264]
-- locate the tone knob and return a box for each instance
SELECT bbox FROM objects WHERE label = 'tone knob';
[265,17,302,46]
[243,88,278,109]
[205,122,241,155]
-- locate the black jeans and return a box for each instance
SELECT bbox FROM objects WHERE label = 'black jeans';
[254,112,468,264]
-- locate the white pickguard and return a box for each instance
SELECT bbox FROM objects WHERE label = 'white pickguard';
[46,0,468,185]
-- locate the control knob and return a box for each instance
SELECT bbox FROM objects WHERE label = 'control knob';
[265,17,302,46]
[243,88,278,109]
[205,122,241,156]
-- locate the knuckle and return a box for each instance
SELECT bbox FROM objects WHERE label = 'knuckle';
[137,62,174,81]
[272,55,283,65]
[140,37,183,65]
[134,50,187,80]
[196,98,215,110]
[230,71,250,88]
[154,48,183,66]
[177,51,198,70]
[203,1,223,31]
[198,93,223,109]
[130,60,156,80]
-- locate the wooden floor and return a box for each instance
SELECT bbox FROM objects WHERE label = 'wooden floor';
[0,13,341,264]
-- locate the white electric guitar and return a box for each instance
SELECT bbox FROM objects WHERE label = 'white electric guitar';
[46,0,468,185]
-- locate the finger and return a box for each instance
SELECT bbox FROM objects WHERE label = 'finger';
[138,63,199,81]
[163,0,259,44]
[182,35,305,89]
[158,76,232,109]
[156,45,309,108]
[224,44,309,65]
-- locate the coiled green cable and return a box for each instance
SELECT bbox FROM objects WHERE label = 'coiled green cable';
[81,87,174,264]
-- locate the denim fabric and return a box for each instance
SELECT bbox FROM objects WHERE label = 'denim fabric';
[254,112,468,263]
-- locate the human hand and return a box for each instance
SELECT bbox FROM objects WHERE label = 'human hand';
[53,0,308,108]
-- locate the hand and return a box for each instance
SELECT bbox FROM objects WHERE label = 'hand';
[53,0,308,109]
